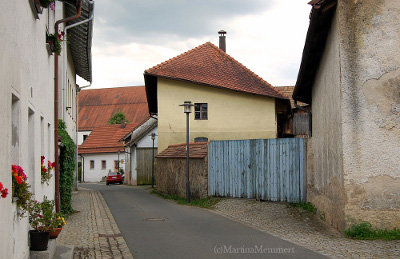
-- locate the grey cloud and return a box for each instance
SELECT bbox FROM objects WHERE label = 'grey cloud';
[94,0,276,45]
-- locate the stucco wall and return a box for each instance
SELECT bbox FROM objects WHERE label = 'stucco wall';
[157,78,277,152]
[308,11,346,231]
[338,0,400,229]
[82,153,126,182]
[0,2,69,258]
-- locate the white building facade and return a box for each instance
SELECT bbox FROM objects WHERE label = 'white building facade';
[0,1,94,258]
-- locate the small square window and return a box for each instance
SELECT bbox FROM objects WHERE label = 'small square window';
[90,160,94,169]
[195,103,208,120]
[101,160,106,169]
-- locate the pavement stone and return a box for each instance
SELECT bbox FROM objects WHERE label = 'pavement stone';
[212,199,400,259]
[57,188,133,259]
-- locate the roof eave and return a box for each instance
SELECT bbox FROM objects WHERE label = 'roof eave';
[65,0,94,83]
[292,0,337,104]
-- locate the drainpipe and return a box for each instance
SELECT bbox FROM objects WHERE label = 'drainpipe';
[54,0,82,213]
[63,1,94,122]
[294,100,312,137]
[62,1,94,191]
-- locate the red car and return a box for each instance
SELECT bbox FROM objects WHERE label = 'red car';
[106,172,123,185]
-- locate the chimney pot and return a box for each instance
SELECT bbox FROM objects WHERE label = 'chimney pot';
[218,30,226,52]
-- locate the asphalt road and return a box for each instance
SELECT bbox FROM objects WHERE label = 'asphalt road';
[82,183,326,259]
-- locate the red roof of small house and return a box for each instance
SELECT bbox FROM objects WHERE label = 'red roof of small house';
[275,86,308,109]
[78,123,138,154]
[156,142,208,159]
[144,42,287,114]
[78,86,149,131]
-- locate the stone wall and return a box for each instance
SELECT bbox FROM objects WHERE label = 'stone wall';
[156,157,208,199]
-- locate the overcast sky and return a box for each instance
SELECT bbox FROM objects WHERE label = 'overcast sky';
[82,1,312,89]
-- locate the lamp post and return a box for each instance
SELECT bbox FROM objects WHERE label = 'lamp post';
[117,150,120,173]
[179,101,194,203]
[150,133,156,188]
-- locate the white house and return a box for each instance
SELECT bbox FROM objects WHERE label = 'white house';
[0,0,94,258]
[78,123,139,182]
[121,116,158,185]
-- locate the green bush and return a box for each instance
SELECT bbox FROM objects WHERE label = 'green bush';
[345,222,400,240]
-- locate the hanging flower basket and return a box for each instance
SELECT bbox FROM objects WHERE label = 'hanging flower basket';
[46,33,63,55]
[39,0,55,8]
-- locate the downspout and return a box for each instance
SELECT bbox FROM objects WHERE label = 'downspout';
[294,100,312,137]
[63,1,94,123]
[54,0,82,213]
[63,1,94,190]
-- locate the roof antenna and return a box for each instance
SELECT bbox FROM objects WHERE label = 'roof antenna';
[218,30,226,52]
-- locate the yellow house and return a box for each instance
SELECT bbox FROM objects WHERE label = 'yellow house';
[144,38,288,152]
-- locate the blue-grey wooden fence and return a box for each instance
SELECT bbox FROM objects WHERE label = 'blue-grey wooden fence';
[208,138,307,202]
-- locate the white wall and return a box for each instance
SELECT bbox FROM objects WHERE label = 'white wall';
[82,153,126,182]
[78,130,92,145]
[0,2,74,258]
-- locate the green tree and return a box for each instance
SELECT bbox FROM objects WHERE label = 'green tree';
[108,110,129,124]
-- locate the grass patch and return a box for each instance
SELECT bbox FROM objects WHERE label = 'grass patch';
[287,202,317,214]
[345,222,400,240]
[151,189,220,209]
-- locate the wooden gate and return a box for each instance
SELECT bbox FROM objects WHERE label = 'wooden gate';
[208,138,307,202]
[136,148,158,185]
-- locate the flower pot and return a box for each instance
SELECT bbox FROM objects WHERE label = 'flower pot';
[29,230,50,251]
[49,227,63,239]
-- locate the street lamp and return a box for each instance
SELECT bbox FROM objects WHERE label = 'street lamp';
[117,150,120,173]
[179,101,194,203]
[150,133,157,188]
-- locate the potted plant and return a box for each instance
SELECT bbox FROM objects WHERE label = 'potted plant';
[26,197,56,251]
[0,182,8,199]
[11,165,32,212]
[38,0,55,8]
[41,156,55,185]
[49,213,66,239]
[46,32,64,55]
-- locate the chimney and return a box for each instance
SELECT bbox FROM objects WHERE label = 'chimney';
[218,30,226,52]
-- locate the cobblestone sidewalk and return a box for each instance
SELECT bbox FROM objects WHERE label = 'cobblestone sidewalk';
[57,188,133,259]
[213,199,400,258]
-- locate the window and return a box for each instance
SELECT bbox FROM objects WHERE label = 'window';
[195,103,208,120]
[101,160,106,169]
[90,160,94,169]
[83,135,88,141]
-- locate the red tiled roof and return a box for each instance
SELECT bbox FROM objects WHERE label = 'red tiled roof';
[78,123,138,154]
[156,142,208,159]
[276,86,308,109]
[145,42,286,99]
[78,86,149,131]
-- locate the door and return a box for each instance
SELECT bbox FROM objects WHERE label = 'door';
[136,148,158,185]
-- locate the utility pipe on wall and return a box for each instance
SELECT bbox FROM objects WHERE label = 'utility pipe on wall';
[54,0,82,213]
[63,1,94,122]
